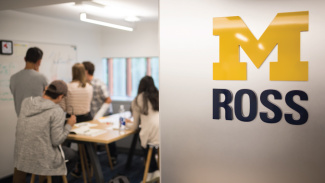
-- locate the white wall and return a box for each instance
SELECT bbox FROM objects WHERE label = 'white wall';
[0,10,103,76]
[0,10,158,178]
[100,21,159,58]
[160,0,325,183]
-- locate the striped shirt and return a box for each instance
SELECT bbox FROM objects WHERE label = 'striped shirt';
[59,81,93,115]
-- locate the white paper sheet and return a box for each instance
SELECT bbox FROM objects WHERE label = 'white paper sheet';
[74,122,97,128]
[70,126,106,137]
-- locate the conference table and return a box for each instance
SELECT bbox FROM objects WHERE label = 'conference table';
[67,115,137,183]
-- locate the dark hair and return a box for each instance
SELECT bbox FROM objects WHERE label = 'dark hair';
[136,76,159,115]
[45,85,61,99]
[72,63,87,87]
[25,47,43,63]
[82,61,95,76]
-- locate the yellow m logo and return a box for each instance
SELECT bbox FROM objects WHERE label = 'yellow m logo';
[213,11,308,81]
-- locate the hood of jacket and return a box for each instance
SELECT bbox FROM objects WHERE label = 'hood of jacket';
[21,96,58,117]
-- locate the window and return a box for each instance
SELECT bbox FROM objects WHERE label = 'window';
[105,57,159,99]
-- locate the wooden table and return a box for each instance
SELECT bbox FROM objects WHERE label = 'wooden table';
[67,119,136,183]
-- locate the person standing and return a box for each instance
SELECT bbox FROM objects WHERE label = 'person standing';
[82,61,112,118]
[10,47,48,116]
[82,61,117,163]
[10,47,48,183]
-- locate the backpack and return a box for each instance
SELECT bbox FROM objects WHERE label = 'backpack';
[108,175,130,183]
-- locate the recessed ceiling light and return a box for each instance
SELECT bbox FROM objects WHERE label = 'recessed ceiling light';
[124,16,140,22]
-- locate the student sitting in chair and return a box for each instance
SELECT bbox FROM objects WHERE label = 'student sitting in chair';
[125,76,160,183]
[14,80,77,183]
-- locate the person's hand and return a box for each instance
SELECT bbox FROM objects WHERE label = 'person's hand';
[125,118,132,123]
[105,97,112,104]
[67,115,77,127]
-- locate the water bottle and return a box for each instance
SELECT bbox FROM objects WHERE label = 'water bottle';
[119,105,125,131]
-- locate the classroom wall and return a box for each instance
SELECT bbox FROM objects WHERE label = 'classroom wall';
[101,21,159,58]
[0,10,158,178]
[160,0,325,183]
[0,10,102,77]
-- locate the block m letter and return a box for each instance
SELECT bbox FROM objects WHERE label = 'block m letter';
[213,11,308,81]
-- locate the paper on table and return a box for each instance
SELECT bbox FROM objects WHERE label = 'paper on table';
[74,122,97,128]
[70,126,106,137]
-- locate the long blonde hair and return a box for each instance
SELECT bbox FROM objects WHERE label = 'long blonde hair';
[72,63,87,87]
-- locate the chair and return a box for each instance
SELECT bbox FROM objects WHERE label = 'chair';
[30,174,68,183]
[142,143,160,183]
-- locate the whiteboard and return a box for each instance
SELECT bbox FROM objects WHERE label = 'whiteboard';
[0,41,77,101]
[0,41,77,177]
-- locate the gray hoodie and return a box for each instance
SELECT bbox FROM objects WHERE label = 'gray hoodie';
[14,96,72,175]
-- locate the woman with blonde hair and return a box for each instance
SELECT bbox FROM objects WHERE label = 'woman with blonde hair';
[60,63,93,178]
[60,62,93,122]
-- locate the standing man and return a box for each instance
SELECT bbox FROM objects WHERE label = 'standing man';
[10,47,47,182]
[82,61,112,118]
[82,61,117,163]
[10,47,48,116]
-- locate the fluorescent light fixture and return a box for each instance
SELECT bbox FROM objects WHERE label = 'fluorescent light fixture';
[124,16,140,22]
[80,13,133,31]
[82,1,106,8]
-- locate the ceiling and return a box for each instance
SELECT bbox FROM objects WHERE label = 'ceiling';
[0,0,158,26]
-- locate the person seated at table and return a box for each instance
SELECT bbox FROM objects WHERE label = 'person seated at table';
[125,76,160,183]
[14,80,77,183]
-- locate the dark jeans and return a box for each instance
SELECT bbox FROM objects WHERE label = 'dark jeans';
[67,112,92,123]
[107,142,118,158]
[143,145,159,173]
[52,146,78,183]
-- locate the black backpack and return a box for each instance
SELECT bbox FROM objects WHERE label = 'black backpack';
[108,175,130,183]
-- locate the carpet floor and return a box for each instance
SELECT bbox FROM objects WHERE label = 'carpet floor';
[0,152,148,183]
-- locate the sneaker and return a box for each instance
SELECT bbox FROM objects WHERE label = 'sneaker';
[140,172,153,183]
[149,170,160,182]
